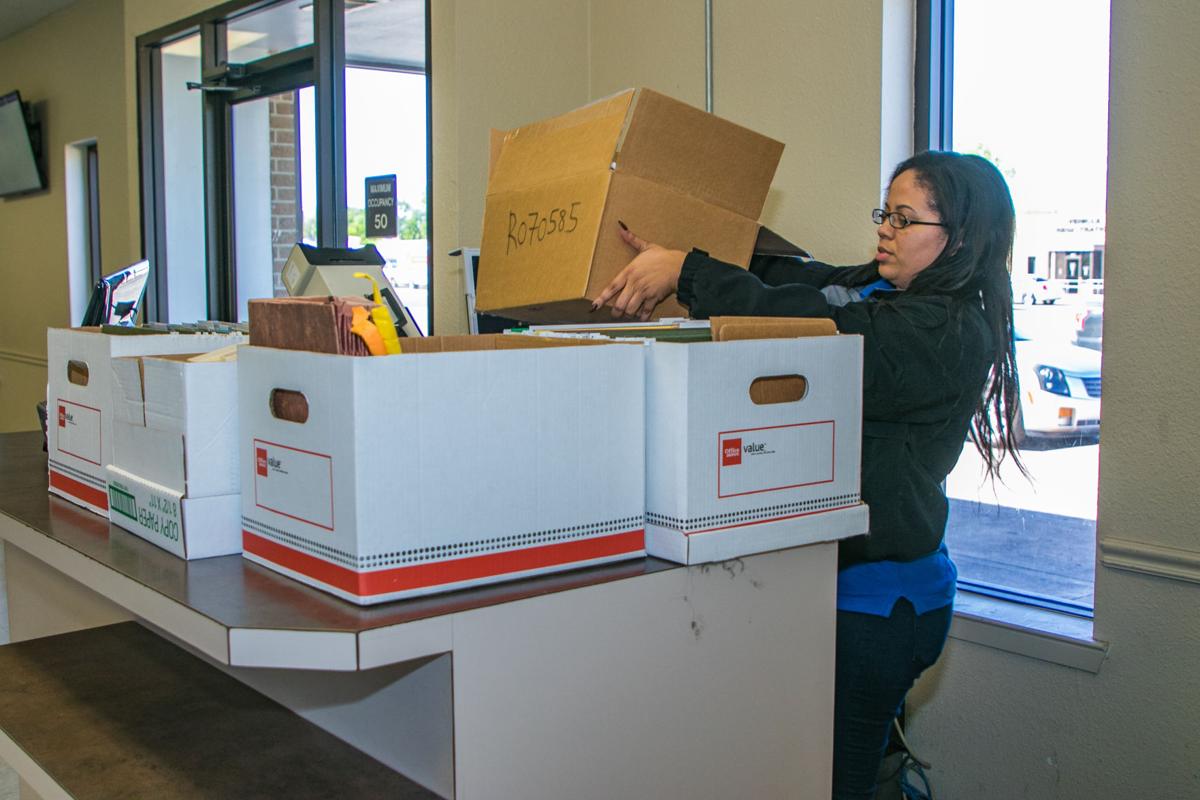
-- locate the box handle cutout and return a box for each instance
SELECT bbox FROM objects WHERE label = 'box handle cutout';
[749,374,807,405]
[270,389,309,423]
[67,360,89,386]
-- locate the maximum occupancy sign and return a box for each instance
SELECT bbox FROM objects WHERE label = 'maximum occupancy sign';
[365,174,398,238]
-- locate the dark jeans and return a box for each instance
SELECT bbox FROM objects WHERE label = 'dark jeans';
[831,599,953,800]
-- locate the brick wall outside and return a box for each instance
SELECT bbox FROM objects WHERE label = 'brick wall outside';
[268,93,299,296]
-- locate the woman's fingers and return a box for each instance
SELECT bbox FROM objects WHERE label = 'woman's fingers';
[611,273,668,319]
[611,282,640,318]
[637,295,659,321]
[618,222,650,253]
[592,225,648,311]
[591,265,630,311]
[592,223,684,318]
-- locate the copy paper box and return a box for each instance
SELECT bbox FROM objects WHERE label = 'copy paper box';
[476,88,784,323]
[105,354,242,559]
[644,334,869,564]
[106,467,241,560]
[46,328,246,515]
[237,336,646,604]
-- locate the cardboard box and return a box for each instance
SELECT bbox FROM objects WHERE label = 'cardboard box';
[46,328,246,515]
[643,331,868,564]
[105,353,242,559]
[475,88,784,323]
[237,335,646,605]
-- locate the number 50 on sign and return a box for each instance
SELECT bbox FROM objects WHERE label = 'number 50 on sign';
[365,174,397,238]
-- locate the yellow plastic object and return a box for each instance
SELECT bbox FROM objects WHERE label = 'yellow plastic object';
[353,272,402,354]
[349,306,387,355]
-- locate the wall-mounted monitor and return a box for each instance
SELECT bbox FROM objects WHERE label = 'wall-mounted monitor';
[0,90,46,198]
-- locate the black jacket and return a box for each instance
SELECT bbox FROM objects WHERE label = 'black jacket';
[678,252,993,569]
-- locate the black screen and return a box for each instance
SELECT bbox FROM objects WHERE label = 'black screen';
[0,91,44,197]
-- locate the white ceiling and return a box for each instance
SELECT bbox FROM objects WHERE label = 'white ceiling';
[0,0,79,43]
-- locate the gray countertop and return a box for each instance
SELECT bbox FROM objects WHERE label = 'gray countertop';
[0,431,675,669]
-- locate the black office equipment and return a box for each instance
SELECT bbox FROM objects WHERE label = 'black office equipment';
[81,260,151,327]
[281,243,423,338]
[452,247,523,334]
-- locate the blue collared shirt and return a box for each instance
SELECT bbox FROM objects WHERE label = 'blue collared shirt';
[837,542,957,616]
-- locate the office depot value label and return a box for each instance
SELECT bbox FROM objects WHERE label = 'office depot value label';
[717,422,836,498]
[252,440,335,531]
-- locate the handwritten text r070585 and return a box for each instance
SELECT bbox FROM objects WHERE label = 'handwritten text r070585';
[507,202,582,254]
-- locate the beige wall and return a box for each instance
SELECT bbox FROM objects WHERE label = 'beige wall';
[587,0,707,107]
[714,2,887,264]
[436,0,893,330]
[0,0,128,432]
[907,4,1200,798]
[430,0,591,335]
[586,0,889,265]
[1098,4,1200,558]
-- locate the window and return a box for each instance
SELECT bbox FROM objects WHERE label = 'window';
[343,69,429,333]
[920,0,1111,617]
[154,33,206,323]
[64,140,101,325]
[137,0,430,327]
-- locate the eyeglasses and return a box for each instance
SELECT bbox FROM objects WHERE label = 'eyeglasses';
[872,208,946,229]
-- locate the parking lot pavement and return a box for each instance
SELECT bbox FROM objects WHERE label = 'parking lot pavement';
[938,301,1103,609]
[946,427,1099,609]
[946,499,1096,609]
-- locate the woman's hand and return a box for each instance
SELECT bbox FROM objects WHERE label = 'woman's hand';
[591,225,686,321]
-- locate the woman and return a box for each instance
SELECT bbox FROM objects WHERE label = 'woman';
[593,151,1023,799]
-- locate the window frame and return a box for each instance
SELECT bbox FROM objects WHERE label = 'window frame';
[915,0,1109,626]
[914,0,954,153]
[84,142,102,287]
[135,0,432,326]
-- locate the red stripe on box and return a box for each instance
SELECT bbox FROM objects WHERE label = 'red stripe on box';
[49,470,109,511]
[243,528,645,597]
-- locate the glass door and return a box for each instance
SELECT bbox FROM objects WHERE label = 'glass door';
[343,68,428,333]
[138,0,429,325]
[231,87,316,321]
[155,33,207,323]
[210,0,318,321]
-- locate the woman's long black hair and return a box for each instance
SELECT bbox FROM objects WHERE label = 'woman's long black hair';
[833,151,1024,479]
